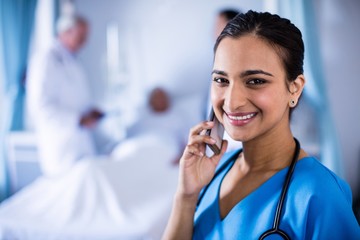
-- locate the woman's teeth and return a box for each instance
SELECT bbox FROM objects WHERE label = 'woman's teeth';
[228,113,255,121]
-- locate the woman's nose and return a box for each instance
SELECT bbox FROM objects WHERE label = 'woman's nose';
[224,84,247,112]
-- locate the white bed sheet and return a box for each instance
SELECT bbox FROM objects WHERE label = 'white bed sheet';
[0,134,180,240]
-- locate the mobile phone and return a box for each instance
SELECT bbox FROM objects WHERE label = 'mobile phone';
[205,108,224,155]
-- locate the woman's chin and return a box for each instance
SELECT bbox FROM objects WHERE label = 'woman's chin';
[226,132,248,142]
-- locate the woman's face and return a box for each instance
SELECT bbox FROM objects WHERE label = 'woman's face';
[211,35,294,143]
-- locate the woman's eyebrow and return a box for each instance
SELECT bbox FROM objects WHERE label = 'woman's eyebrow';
[212,69,274,77]
[212,70,228,76]
[240,69,274,77]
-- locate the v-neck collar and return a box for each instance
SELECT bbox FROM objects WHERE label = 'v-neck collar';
[216,156,293,222]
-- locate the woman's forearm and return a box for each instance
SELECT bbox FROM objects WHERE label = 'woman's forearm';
[162,193,198,240]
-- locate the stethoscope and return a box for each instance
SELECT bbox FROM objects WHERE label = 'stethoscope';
[197,138,300,240]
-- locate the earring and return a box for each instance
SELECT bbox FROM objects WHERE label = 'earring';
[289,99,296,107]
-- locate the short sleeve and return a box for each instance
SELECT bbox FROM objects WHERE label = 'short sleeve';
[305,178,360,239]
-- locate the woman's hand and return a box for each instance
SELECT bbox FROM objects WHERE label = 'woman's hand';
[178,121,228,199]
[162,121,227,240]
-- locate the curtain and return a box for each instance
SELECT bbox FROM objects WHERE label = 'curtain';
[0,0,37,201]
[269,0,343,176]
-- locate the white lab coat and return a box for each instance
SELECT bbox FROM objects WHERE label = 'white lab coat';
[27,41,96,176]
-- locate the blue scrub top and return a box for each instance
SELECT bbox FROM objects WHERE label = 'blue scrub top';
[193,150,360,239]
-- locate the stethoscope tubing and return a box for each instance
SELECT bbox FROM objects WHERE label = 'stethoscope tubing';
[259,138,300,239]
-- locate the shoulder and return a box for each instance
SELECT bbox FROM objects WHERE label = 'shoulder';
[287,157,360,239]
[46,44,65,64]
[292,156,352,202]
[291,157,360,238]
[34,41,68,66]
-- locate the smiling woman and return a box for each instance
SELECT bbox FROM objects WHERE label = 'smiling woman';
[162,10,360,240]
[211,35,304,143]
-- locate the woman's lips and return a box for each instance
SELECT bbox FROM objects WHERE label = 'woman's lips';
[225,112,257,126]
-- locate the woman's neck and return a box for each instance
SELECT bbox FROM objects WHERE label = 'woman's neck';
[240,130,297,173]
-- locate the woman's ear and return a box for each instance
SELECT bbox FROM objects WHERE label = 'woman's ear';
[289,74,306,107]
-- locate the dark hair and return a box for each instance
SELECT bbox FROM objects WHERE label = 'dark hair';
[218,9,240,22]
[214,10,304,82]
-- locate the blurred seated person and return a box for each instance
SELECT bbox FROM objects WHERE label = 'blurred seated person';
[115,86,194,164]
[27,14,107,176]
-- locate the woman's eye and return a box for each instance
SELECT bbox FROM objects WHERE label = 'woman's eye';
[247,78,266,85]
[213,77,229,84]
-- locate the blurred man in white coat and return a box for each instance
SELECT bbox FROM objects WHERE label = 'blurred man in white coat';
[27,15,104,176]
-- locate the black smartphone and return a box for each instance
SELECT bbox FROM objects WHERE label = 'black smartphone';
[205,108,224,155]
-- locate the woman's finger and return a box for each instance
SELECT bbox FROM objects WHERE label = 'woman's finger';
[185,144,204,158]
[188,134,216,146]
[189,121,214,137]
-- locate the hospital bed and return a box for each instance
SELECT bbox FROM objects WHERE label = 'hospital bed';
[6,131,41,194]
[0,132,179,240]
